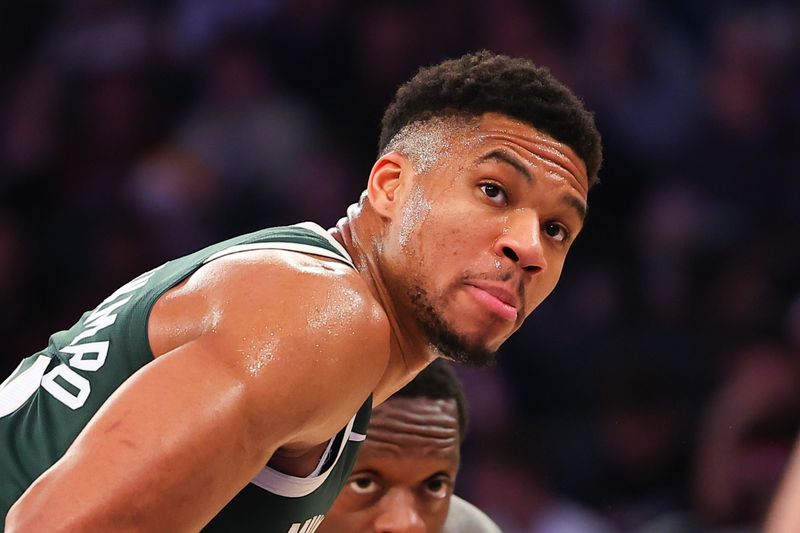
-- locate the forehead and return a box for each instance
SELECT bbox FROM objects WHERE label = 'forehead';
[359,397,460,461]
[448,113,590,196]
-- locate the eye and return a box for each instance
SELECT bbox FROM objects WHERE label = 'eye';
[423,476,451,499]
[543,222,570,243]
[479,183,508,206]
[348,476,379,495]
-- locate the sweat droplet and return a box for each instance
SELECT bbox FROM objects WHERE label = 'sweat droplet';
[307,285,363,337]
[398,183,432,249]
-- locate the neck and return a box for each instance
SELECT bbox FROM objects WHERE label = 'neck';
[328,203,436,405]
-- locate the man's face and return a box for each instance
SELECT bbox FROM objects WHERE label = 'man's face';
[379,113,590,365]
[320,397,460,533]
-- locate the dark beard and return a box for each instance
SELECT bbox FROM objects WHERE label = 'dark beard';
[408,285,496,368]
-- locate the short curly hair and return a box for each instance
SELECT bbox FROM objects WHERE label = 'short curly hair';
[392,359,469,442]
[379,51,602,186]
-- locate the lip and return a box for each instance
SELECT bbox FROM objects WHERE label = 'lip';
[464,282,520,321]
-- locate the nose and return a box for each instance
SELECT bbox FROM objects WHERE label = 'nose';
[493,214,547,273]
[372,488,426,533]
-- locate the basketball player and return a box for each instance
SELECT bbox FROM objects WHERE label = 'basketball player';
[320,360,500,533]
[1,51,602,532]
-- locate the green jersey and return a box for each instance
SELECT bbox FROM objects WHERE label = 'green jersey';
[0,222,371,532]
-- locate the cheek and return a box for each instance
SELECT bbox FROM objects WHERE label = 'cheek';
[388,190,503,287]
[391,214,474,277]
[323,505,373,532]
[413,225,477,294]
[397,183,434,251]
[416,206,490,261]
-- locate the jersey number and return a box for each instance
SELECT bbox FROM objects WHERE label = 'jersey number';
[0,342,111,417]
[0,264,162,418]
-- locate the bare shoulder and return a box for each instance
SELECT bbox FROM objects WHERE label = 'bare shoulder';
[151,248,391,443]
[5,249,391,532]
[197,248,389,347]
[444,495,503,533]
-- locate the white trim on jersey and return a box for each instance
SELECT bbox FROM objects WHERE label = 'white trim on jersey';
[0,354,52,417]
[348,431,366,442]
[203,222,355,270]
[293,222,354,266]
[250,413,357,498]
[307,429,338,478]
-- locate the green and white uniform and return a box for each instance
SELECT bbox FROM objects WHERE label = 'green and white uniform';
[0,222,371,532]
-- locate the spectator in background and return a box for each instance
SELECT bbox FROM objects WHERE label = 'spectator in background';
[320,360,501,533]
[640,341,800,533]
[787,297,800,355]
[175,39,353,231]
[462,429,618,533]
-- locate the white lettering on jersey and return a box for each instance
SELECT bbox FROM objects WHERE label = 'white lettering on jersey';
[70,298,129,345]
[60,341,110,372]
[41,266,164,410]
[287,515,325,533]
[1,266,164,417]
[41,364,91,409]
[0,355,50,417]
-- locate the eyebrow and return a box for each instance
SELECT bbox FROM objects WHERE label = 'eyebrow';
[479,149,587,221]
[564,194,587,222]
[352,468,381,477]
[478,149,532,182]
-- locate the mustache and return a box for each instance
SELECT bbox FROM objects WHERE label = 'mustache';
[462,267,515,282]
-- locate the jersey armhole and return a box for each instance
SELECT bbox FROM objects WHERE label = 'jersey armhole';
[249,412,359,498]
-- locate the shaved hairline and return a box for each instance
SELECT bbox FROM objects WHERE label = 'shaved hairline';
[380,115,479,174]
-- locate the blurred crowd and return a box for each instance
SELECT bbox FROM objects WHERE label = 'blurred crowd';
[1,1,798,531]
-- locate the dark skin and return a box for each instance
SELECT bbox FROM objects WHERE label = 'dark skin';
[6,113,589,532]
[320,397,460,533]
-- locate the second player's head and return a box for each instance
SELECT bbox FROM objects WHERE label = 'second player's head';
[360,51,602,366]
[320,360,468,533]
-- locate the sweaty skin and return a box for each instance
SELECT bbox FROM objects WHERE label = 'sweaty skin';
[320,397,460,533]
[6,113,589,531]
[359,113,588,367]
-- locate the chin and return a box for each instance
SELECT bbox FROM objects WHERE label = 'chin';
[445,345,497,368]
[433,326,499,367]
[408,284,501,367]
[456,316,514,348]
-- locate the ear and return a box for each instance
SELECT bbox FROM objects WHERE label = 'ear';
[366,151,413,219]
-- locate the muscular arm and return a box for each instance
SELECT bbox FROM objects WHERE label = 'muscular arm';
[6,251,389,532]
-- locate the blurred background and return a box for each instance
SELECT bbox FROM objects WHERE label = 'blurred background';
[1,0,798,531]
